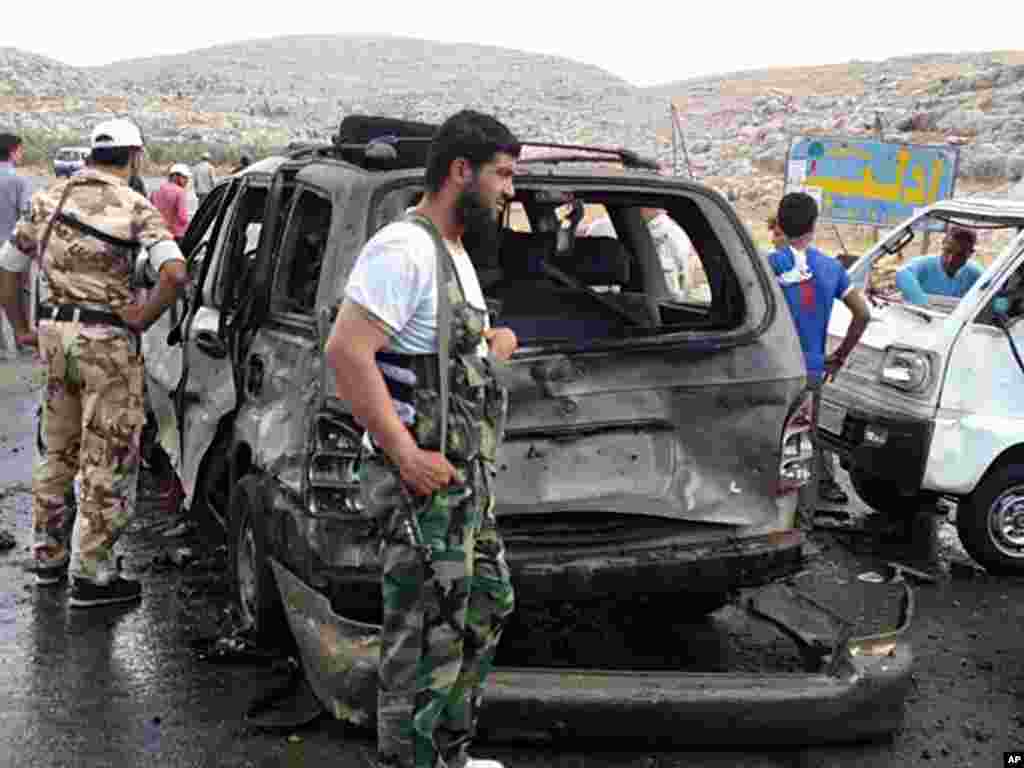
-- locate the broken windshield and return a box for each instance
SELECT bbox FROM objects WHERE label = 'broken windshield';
[865,212,1016,315]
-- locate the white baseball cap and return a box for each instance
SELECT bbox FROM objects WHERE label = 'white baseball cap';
[169,163,192,179]
[90,119,144,149]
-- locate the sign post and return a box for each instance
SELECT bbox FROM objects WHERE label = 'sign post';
[670,104,694,180]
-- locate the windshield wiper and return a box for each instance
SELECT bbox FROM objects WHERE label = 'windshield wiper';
[897,304,933,324]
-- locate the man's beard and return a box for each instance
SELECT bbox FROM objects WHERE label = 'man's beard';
[455,180,501,256]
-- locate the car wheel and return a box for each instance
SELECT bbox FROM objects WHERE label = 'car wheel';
[958,464,1024,575]
[229,474,291,646]
[849,468,918,516]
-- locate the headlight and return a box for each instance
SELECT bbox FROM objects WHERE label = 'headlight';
[879,347,932,392]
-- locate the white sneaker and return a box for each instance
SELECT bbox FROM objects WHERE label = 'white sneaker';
[466,760,504,768]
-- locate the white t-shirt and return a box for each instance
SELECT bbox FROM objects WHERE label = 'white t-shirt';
[586,213,695,299]
[345,220,489,356]
[646,213,694,297]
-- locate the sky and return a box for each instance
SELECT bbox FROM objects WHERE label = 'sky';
[4,1,1019,88]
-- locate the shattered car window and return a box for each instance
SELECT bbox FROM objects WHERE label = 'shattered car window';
[866,215,1002,314]
[272,189,333,315]
[212,186,268,309]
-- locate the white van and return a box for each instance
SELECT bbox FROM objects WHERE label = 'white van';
[822,198,1024,573]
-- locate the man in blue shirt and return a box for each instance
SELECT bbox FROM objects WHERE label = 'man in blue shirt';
[895,226,983,306]
[0,133,32,354]
[771,192,870,513]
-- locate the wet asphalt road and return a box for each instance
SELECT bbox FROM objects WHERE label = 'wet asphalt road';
[2,358,1024,768]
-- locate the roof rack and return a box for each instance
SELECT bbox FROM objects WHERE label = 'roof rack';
[282,116,663,173]
[517,142,661,171]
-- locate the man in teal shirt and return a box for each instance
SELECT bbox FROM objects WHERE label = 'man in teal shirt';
[895,226,983,306]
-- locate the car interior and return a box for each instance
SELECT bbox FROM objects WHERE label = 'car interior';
[372,185,745,349]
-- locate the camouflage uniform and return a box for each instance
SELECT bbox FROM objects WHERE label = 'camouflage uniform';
[6,169,179,584]
[360,215,514,768]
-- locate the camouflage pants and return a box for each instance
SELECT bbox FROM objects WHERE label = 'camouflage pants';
[364,457,515,768]
[33,321,144,584]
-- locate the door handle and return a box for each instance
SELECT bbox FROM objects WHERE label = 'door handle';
[195,330,228,360]
[247,355,265,397]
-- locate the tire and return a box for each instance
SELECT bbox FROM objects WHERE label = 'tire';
[229,474,291,647]
[957,464,1024,575]
[191,437,232,529]
[849,468,918,516]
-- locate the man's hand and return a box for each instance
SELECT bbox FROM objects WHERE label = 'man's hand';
[116,303,149,332]
[823,352,846,383]
[15,330,38,348]
[483,327,517,362]
[395,445,457,497]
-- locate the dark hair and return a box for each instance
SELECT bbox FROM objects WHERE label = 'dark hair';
[90,145,136,168]
[0,133,22,161]
[424,110,520,194]
[776,192,819,240]
[948,225,977,251]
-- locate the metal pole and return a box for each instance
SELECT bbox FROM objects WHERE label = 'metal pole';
[672,105,695,180]
[671,103,678,176]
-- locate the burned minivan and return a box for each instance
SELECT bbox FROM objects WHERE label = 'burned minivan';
[144,117,911,745]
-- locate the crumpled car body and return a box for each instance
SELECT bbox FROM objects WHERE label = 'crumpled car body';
[144,121,912,744]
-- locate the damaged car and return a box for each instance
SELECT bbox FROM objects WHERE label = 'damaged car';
[144,116,912,745]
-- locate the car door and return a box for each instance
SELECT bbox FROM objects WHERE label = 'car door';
[233,182,332,499]
[933,236,1024,494]
[143,182,233,483]
[174,176,271,510]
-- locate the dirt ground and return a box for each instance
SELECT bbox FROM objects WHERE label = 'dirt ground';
[2,356,1024,767]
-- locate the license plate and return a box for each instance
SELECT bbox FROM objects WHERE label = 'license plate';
[818,402,846,435]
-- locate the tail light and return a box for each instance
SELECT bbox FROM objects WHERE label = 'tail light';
[307,412,367,518]
[777,390,814,495]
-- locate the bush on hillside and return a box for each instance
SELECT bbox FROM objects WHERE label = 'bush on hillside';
[13,130,292,174]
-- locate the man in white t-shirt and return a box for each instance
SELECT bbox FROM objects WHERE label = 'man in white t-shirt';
[325,110,518,768]
[586,207,697,300]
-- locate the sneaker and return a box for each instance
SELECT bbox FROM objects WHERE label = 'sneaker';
[33,558,69,586]
[69,576,142,608]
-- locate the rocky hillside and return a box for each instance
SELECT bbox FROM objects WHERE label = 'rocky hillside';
[1,36,666,160]
[3,38,1024,193]
[651,50,1024,184]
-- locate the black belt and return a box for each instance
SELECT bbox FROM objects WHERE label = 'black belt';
[40,304,127,329]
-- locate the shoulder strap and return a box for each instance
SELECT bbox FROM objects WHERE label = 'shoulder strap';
[37,181,75,265]
[404,212,456,460]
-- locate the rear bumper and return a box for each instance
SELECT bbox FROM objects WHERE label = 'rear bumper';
[818,396,933,495]
[481,644,911,745]
[273,560,913,746]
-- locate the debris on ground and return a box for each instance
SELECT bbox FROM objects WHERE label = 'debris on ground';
[857,571,886,583]
[163,520,197,538]
[948,558,989,580]
[887,561,940,585]
[0,529,15,551]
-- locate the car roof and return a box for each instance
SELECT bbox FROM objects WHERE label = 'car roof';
[926,197,1024,220]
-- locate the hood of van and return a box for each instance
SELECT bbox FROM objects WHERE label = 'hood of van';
[829,299,955,357]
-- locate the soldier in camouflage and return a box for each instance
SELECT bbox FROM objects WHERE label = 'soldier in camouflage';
[326,111,520,768]
[0,118,189,607]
